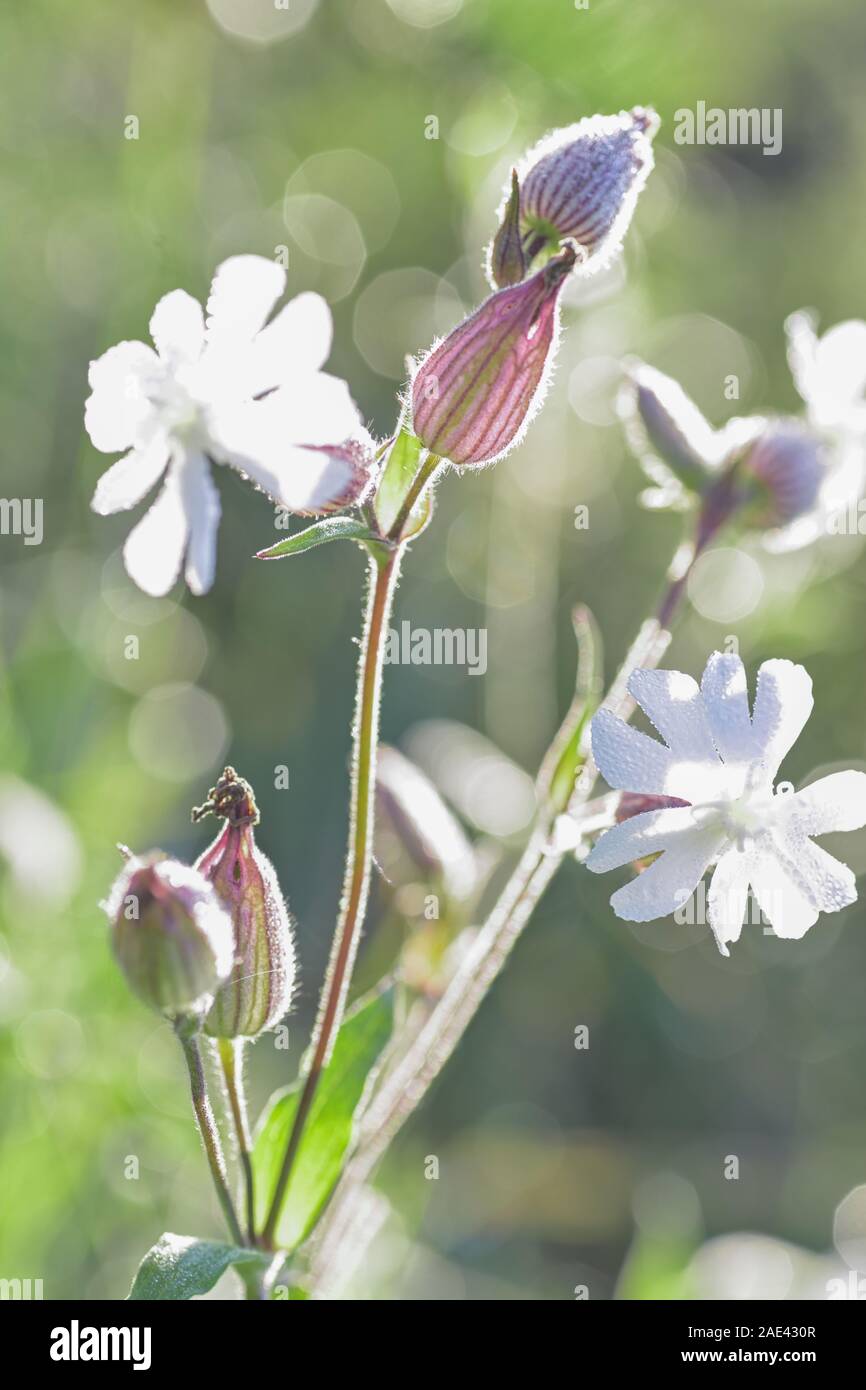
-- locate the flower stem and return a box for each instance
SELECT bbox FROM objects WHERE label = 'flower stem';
[387,451,442,541]
[261,545,402,1248]
[217,1037,256,1244]
[310,569,693,1284]
[176,1026,244,1247]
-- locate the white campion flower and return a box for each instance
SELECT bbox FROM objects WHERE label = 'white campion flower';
[85,255,371,596]
[767,310,866,550]
[584,652,866,955]
[621,360,824,539]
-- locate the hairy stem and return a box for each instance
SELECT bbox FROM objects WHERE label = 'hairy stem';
[311,577,691,1289]
[387,451,442,541]
[261,546,402,1247]
[177,1027,244,1247]
[218,1037,256,1244]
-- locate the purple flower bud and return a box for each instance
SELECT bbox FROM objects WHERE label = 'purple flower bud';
[192,768,296,1040]
[488,169,526,289]
[375,745,477,903]
[510,108,658,279]
[620,362,718,491]
[739,421,825,529]
[105,853,233,1019]
[412,245,576,467]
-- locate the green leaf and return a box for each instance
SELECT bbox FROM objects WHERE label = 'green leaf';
[253,987,394,1253]
[128,1233,269,1301]
[256,515,380,561]
[373,424,424,536]
[537,605,603,816]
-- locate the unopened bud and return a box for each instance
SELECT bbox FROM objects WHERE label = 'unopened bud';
[502,107,658,281]
[412,245,576,467]
[192,768,296,1040]
[105,852,233,1019]
[375,745,476,903]
[620,362,718,492]
[738,421,824,530]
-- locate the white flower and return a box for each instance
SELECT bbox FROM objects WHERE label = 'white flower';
[585,652,866,955]
[768,311,866,550]
[85,255,370,596]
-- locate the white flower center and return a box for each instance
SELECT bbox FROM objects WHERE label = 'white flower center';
[698,783,786,850]
[140,365,212,449]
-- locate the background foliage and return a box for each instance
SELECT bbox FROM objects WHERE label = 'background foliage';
[1,0,865,1299]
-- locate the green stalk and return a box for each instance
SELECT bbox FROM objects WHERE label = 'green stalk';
[217,1037,256,1244]
[176,1027,244,1247]
[261,545,402,1247]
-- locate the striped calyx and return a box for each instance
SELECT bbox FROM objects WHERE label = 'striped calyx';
[106,853,233,1020]
[511,107,658,280]
[739,421,825,529]
[192,768,296,1040]
[411,244,576,467]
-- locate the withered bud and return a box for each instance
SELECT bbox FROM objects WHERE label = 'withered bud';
[192,767,296,1040]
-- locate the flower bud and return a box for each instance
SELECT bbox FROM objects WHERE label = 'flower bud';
[494,108,658,283]
[375,745,476,903]
[620,362,718,493]
[192,768,295,1040]
[105,852,233,1019]
[412,245,576,467]
[738,421,825,530]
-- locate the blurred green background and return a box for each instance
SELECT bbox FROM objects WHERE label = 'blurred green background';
[2,0,866,1300]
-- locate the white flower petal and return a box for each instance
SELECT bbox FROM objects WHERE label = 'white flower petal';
[91,435,169,515]
[231,441,361,513]
[260,374,362,447]
[786,771,866,837]
[608,827,723,923]
[769,830,857,916]
[85,341,158,452]
[246,291,333,393]
[150,289,205,365]
[750,659,813,780]
[205,255,286,346]
[590,708,715,804]
[707,848,752,955]
[182,454,221,596]
[700,652,759,764]
[586,806,701,873]
[591,709,676,795]
[792,317,866,429]
[122,470,189,597]
[749,849,819,940]
[628,668,719,763]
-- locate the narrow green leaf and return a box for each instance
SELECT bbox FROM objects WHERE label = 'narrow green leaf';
[128,1233,269,1301]
[537,605,603,816]
[253,988,394,1253]
[256,515,379,560]
[373,424,424,536]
